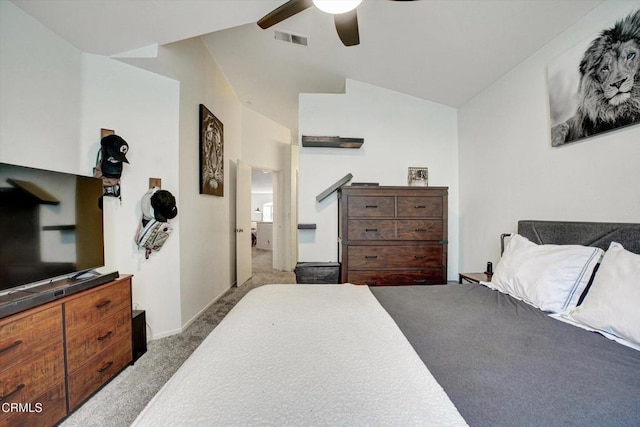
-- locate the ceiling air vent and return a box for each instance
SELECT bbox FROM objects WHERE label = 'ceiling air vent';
[273,30,308,46]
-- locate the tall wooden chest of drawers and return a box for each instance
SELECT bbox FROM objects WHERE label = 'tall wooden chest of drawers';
[338,186,448,285]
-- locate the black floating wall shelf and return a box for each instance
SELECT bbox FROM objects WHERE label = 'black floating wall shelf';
[42,225,76,231]
[301,135,364,149]
[297,224,317,230]
[316,173,353,202]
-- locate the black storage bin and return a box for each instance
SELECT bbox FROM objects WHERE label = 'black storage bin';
[294,262,341,284]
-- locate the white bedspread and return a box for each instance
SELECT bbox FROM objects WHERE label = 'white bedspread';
[132,284,467,426]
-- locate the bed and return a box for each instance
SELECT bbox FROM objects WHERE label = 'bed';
[133,221,640,426]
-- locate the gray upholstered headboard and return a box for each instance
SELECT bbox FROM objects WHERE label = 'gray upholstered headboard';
[518,220,640,255]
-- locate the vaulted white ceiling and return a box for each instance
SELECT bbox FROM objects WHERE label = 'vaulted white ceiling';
[11,0,603,134]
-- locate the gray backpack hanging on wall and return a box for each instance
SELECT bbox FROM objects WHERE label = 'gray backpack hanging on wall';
[135,187,178,259]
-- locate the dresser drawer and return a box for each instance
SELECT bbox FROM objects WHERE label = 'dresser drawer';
[68,335,132,410]
[347,196,395,217]
[397,196,443,217]
[347,270,445,286]
[66,308,132,373]
[396,220,443,240]
[65,278,131,337]
[0,343,64,407]
[0,381,66,427]
[347,245,443,269]
[0,306,62,373]
[347,220,396,240]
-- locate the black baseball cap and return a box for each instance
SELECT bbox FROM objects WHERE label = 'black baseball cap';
[101,134,129,163]
[151,190,178,222]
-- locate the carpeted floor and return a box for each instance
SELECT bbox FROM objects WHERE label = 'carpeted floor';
[61,248,295,427]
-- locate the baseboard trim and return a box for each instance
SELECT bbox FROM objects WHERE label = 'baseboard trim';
[149,327,183,341]
[178,285,232,334]
[147,284,236,341]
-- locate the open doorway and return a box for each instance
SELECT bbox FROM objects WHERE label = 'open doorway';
[251,168,273,273]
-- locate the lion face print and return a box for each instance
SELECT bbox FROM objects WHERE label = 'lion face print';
[550,9,640,146]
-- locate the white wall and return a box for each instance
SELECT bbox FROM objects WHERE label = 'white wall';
[1,2,292,339]
[80,54,181,339]
[153,37,292,327]
[0,1,82,170]
[1,1,183,338]
[155,37,242,328]
[458,1,640,272]
[241,107,292,170]
[298,79,459,280]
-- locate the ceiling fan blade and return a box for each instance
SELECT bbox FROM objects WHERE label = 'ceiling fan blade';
[257,0,314,29]
[334,9,359,46]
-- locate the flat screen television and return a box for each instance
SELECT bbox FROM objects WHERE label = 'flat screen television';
[0,162,105,294]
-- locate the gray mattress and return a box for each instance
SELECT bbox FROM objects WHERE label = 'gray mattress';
[371,284,640,426]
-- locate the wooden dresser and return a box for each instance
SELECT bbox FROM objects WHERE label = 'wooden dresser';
[339,186,448,285]
[0,275,132,426]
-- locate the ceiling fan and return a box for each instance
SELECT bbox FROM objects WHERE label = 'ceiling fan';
[257,0,418,47]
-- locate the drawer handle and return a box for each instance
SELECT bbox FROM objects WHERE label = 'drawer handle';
[413,279,427,284]
[364,255,378,259]
[95,299,112,309]
[365,205,378,208]
[97,331,113,342]
[365,228,378,232]
[0,340,22,355]
[414,255,426,259]
[98,361,114,373]
[414,228,427,232]
[0,383,25,402]
[414,205,426,209]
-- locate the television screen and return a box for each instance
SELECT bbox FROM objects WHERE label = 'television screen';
[0,162,105,293]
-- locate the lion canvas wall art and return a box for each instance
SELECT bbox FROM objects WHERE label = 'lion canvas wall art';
[548,9,640,147]
[199,104,224,196]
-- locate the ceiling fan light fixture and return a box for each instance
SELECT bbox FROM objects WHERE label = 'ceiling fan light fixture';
[312,0,362,15]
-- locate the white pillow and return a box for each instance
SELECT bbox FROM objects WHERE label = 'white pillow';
[484,234,603,313]
[568,242,640,346]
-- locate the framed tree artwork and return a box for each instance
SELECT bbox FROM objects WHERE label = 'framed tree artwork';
[199,104,224,196]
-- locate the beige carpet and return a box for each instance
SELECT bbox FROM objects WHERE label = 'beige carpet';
[61,248,295,427]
